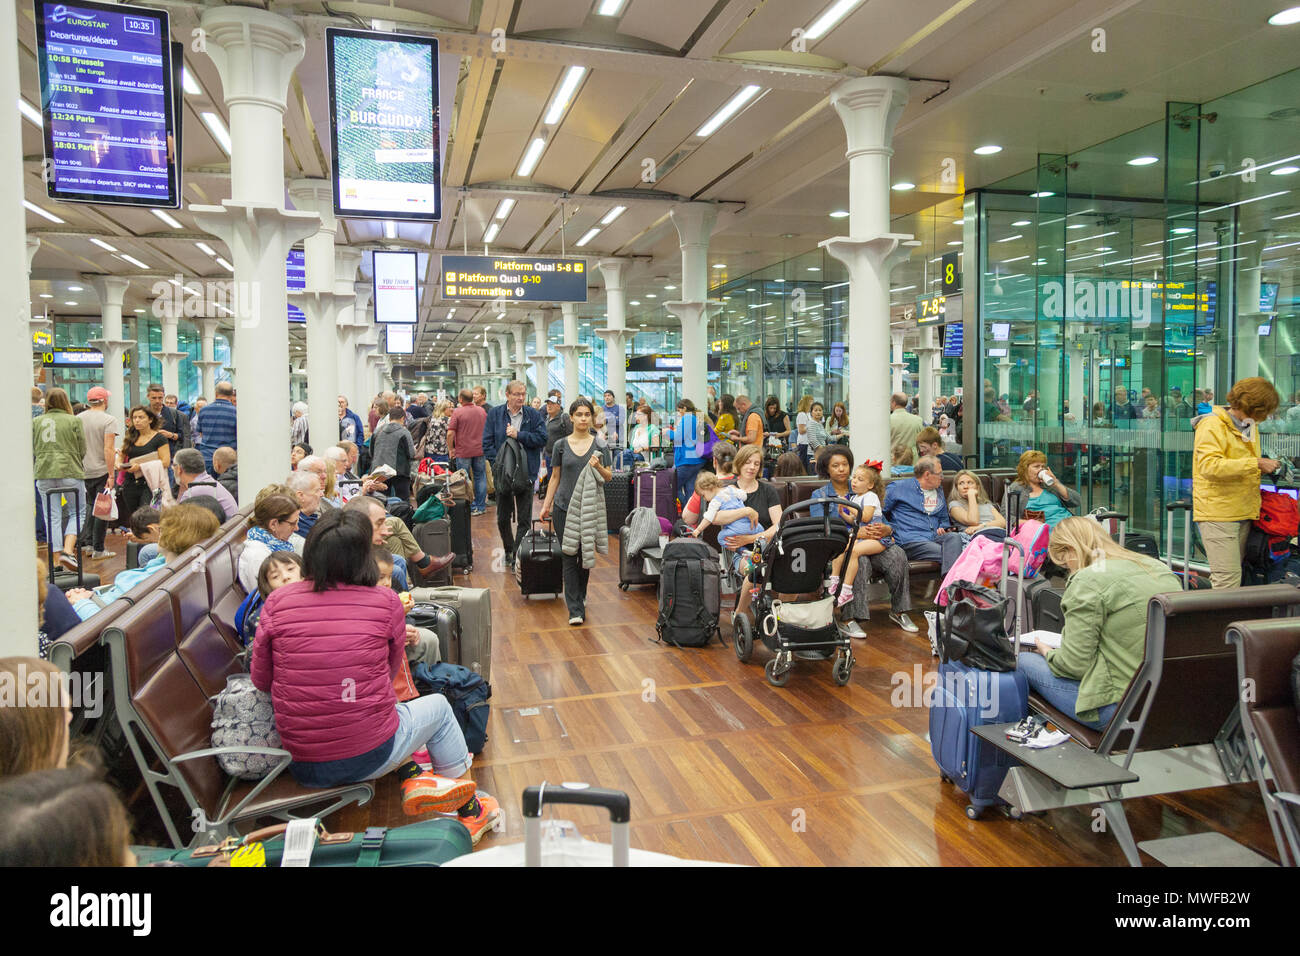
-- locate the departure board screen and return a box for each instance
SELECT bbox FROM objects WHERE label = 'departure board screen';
[287,249,305,323]
[34,0,179,207]
[440,255,588,302]
[326,28,440,221]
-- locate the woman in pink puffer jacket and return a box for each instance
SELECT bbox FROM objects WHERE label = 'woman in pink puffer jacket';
[251,507,501,843]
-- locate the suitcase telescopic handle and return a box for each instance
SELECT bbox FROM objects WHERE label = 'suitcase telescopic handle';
[522,783,631,867]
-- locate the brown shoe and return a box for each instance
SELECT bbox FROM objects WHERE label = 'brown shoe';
[419,553,456,578]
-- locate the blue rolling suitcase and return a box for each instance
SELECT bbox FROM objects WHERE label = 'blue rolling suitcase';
[929,661,1029,818]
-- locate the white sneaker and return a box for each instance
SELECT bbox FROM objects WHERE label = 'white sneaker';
[841,620,867,639]
[890,612,919,633]
[568,615,583,626]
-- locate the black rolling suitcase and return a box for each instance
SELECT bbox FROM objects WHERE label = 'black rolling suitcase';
[618,512,659,591]
[447,500,473,573]
[414,517,454,586]
[604,470,635,534]
[43,488,100,592]
[516,519,561,599]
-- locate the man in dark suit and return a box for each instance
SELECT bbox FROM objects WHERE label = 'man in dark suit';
[482,379,548,568]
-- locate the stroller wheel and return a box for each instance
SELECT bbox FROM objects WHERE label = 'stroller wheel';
[831,655,853,686]
[764,657,790,687]
[733,613,754,663]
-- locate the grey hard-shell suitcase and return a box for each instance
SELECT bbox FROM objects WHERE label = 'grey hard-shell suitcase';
[409,585,492,681]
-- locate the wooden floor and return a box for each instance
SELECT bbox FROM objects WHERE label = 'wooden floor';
[83,510,1279,866]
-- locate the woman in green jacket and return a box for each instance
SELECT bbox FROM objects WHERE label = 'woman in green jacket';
[32,388,87,572]
[1017,517,1179,729]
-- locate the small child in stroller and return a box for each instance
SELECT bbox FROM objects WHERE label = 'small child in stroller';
[691,471,761,576]
[829,463,888,607]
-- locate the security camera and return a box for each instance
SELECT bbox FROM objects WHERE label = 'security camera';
[1207,162,1225,178]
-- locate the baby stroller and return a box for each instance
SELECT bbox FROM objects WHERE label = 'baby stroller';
[731,498,864,687]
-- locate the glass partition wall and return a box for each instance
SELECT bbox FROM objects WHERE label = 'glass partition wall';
[974,67,1300,551]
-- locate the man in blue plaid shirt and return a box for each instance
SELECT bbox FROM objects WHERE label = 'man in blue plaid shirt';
[196,381,238,475]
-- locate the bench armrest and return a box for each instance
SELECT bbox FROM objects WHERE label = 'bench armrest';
[171,746,293,827]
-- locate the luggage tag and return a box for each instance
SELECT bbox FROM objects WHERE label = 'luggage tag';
[280,818,322,867]
[230,842,266,868]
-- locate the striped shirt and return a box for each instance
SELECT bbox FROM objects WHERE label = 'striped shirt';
[196,399,238,466]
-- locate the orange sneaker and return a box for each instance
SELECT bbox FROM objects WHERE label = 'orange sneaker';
[400,773,477,817]
[457,791,503,846]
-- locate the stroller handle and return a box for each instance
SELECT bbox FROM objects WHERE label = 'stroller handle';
[777,496,864,538]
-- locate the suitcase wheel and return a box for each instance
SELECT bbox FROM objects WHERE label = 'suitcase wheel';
[939,773,951,784]
[619,582,628,591]
[966,804,982,820]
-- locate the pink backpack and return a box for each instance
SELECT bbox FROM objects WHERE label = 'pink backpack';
[937,536,1004,605]
[1007,520,1050,578]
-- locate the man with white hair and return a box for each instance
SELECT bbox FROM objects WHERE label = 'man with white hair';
[291,401,310,446]
[323,446,359,500]
[286,470,328,537]
[296,454,338,506]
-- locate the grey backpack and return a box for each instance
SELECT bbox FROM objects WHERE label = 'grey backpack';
[210,674,283,780]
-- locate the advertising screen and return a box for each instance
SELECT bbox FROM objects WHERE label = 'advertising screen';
[34,0,179,207]
[327,28,440,221]
[287,249,305,323]
[386,324,414,354]
[372,250,419,323]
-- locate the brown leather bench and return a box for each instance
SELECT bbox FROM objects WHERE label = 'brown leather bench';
[1005,584,1300,865]
[102,584,372,848]
[1227,617,1300,867]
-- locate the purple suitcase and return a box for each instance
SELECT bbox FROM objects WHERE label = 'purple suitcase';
[635,466,677,525]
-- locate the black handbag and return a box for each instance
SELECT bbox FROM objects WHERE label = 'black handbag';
[939,580,1016,672]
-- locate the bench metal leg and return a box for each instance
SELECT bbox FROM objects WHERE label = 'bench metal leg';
[1102,790,1143,867]
[1214,708,1255,785]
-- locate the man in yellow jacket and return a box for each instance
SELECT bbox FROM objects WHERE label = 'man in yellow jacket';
[1191,377,1283,589]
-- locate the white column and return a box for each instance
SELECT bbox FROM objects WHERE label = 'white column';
[288,178,347,446]
[531,309,555,396]
[28,237,49,338]
[1236,231,1270,381]
[221,324,236,382]
[916,326,940,427]
[192,316,222,400]
[511,323,530,385]
[88,276,133,413]
[665,204,718,406]
[1038,348,1061,428]
[343,273,372,409]
[368,352,388,397]
[596,258,630,408]
[151,313,185,398]
[496,332,513,396]
[189,5,319,502]
[556,302,584,401]
[355,332,377,406]
[819,76,918,468]
[1,0,39,652]
[890,329,906,394]
[1067,340,1086,423]
[996,359,1014,399]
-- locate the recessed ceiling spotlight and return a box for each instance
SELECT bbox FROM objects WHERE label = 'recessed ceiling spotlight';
[629,300,640,305]
[829,210,849,218]
[892,182,916,191]
[1128,156,1159,166]
[712,263,726,269]
[39,293,52,299]
[1012,220,1031,227]
[1270,165,1300,176]
[1268,6,1300,26]
[973,145,1002,155]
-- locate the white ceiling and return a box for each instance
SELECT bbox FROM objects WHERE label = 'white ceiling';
[17,0,1300,375]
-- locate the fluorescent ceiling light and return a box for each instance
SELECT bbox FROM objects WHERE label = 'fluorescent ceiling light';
[493,198,515,220]
[517,137,546,177]
[804,0,866,40]
[89,238,117,252]
[23,200,63,223]
[575,227,599,247]
[181,67,200,96]
[39,293,52,298]
[1128,156,1159,166]
[1012,220,1031,227]
[829,210,849,219]
[384,220,398,239]
[600,205,626,225]
[64,301,77,306]
[18,98,42,126]
[1273,211,1300,220]
[1068,223,1087,229]
[596,0,628,15]
[996,234,1023,242]
[196,242,216,256]
[1271,166,1300,175]
[892,182,916,191]
[1030,191,1054,198]
[1001,256,1029,264]
[482,222,500,243]
[712,263,726,269]
[68,284,83,292]
[696,85,761,138]
[544,66,586,125]
[1268,7,1300,25]
[973,145,1002,155]
[947,240,962,246]
[119,254,150,269]
[152,208,182,229]
[214,256,233,270]
[953,219,964,225]
[201,111,232,154]
[629,300,640,306]
[664,285,676,290]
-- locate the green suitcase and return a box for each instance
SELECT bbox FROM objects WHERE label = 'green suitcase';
[134,818,472,867]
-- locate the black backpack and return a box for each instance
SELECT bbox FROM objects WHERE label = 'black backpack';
[655,538,723,648]
[411,661,491,754]
[494,436,531,495]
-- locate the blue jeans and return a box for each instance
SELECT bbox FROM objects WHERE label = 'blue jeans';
[898,532,965,575]
[1017,651,1117,731]
[675,461,702,511]
[36,478,85,546]
[368,694,472,780]
[457,456,487,512]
